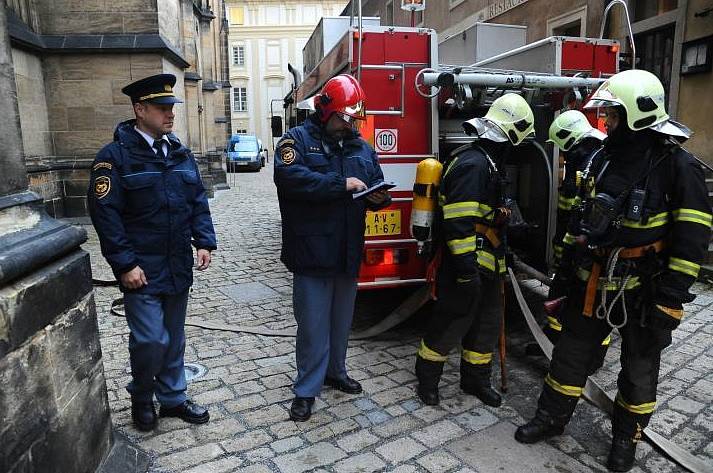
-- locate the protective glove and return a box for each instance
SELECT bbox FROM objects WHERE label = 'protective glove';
[647,303,683,330]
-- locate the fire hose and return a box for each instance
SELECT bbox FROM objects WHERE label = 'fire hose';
[107,284,431,340]
[507,266,713,473]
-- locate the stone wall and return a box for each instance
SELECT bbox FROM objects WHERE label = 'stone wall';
[35,0,159,35]
[0,249,113,473]
[11,48,52,159]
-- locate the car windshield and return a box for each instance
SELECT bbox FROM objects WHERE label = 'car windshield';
[232,140,258,152]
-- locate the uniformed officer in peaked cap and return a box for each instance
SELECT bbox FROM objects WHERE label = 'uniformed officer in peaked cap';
[88,73,217,431]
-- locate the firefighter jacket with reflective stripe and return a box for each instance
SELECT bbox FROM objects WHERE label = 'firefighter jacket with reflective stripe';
[88,119,217,295]
[553,139,603,267]
[274,115,390,277]
[562,132,711,308]
[438,145,507,278]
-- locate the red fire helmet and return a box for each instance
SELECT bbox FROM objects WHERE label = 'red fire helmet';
[315,74,366,123]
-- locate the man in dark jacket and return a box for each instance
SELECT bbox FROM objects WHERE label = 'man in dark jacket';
[515,70,711,473]
[415,93,535,407]
[274,74,390,421]
[88,74,217,431]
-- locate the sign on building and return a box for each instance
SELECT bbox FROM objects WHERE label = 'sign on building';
[474,0,528,23]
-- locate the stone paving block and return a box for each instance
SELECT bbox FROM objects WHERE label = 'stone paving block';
[446,421,595,472]
[272,442,347,473]
[224,394,266,413]
[221,429,273,453]
[141,428,197,454]
[193,418,246,443]
[305,418,360,443]
[416,451,462,472]
[372,415,424,438]
[667,395,705,415]
[452,409,499,433]
[184,456,245,473]
[333,452,387,473]
[336,430,380,453]
[365,409,392,425]
[193,386,235,405]
[244,446,275,463]
[376,437,427,463]
[361,376,399,394]
[372,386,417,406]
[411,419,465,447]
[271,435,304,453]
[242,404,289,427]
[156,443,225,471]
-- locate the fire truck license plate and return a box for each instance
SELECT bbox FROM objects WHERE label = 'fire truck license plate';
[365,210,401,236]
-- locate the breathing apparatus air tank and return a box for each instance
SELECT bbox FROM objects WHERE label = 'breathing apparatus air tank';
[411,158,443,254]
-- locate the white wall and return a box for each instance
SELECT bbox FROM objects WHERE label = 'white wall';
[227,1,348,146]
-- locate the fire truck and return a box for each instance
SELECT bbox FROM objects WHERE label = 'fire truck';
[281,20,619,290]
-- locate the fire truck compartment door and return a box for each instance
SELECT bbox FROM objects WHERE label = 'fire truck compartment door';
[360,65,404,116]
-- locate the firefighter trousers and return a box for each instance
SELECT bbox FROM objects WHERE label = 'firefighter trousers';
[537,285,673,437]
[418,273,502,381]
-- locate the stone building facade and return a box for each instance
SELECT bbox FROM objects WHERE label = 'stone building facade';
[225,0,347,149]
[6,0,231,218]
[344,0,713,166]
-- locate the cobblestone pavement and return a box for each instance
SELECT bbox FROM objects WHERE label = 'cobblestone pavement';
[81,162,713,473]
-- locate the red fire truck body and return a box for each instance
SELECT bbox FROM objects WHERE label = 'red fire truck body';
[285,26,619,289]
[291,25,439,290]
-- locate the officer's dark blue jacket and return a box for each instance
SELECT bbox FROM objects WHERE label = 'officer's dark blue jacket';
[274,115,390,277]
[88,119,217,295]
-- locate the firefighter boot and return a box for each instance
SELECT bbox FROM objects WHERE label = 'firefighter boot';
[514,408,567,444]
[606,436,637,472]
[460,362,502,407]
[415,356,444,406]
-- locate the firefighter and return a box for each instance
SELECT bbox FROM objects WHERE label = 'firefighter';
[542,110,611,371]
[515,69,712,473]
[274,74,391,422]
[415,93,535,407]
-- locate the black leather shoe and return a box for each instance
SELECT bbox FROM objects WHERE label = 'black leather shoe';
[607,436,637,472]
[290,397,315,422]
[461,381,502,407]
[416,385,439,406]
[131,401,157,431]
[159,400,210,424]
[324,376,363,394]
[515,412,565,444]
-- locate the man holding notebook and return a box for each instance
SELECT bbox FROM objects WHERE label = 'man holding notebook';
[274,74,391,421]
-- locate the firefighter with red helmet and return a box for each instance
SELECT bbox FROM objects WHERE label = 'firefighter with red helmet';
[274,74,391,422]
[515,70,712,472]
[415,93,535,407]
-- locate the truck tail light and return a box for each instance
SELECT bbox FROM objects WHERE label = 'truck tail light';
[610,45,619,53]
[364,248,409,266]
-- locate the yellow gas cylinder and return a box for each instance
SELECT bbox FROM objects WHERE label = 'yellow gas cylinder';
[411,158,443,248]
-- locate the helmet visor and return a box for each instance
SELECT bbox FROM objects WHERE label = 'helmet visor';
[340,100,366,120]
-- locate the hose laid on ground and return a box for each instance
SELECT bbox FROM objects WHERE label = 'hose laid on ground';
[108,284,431,340]
[507,267,713,473]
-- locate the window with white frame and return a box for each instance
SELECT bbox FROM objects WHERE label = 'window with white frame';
[232,45,245,66]
[233,87,248,112]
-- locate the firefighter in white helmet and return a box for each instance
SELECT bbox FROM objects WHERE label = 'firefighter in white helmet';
[516,69,711,472]
[415,93,535,407]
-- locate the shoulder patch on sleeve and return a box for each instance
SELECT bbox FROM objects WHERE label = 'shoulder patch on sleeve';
[277,137,295,148]
[94,176,111,199]
[281,147,296,165]
[93,162,112,171]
